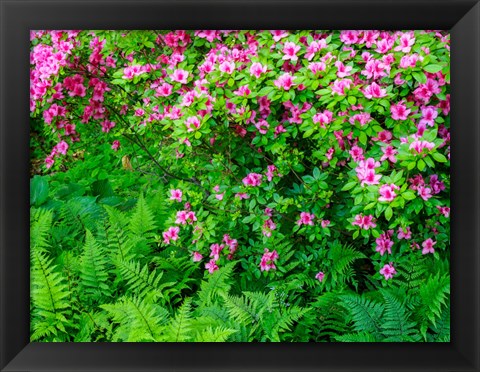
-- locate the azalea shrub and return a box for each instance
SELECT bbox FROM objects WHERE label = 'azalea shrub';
[30,30,450,342]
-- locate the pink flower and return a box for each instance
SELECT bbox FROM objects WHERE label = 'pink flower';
[380,263,396,280]
[397,226,412,240]
[437,206,450,218]
[170,69,189,84]
[282,42,301,61]
[45,156,55,169]
[315,271,325,282]
[335,61,352,78]
[205,259,219,274]
[185,116,201,132]
[421,238,436,254]
[163,226,180,244]
[242,173,263,187]
[331,79,352,95]
[192,251,203,262]
[417,186,432,201]
[378,184,399,202]
[111,140,121,151]
[349,112,372,126]
[170,189,183,202]
[219,60,235,74]
[321,220,331,228]
[235,192,250,200]
[352,214,377,230]
[380,145,398,163]
[410,140,435,155]
[266,164,279,181]
[363,82,387,99]
[349,146,364,162]
[274,73,295,90]
[234,85,251,97]
[255,120,270,135]
[394,32,415,53]
[375,233,393,256]
[260,248,279,271]
[101,120,116,133]
[419,106,438,127]
[249,62,267,78]
[297,212,315,226]
[313,110,333,128]
[270,30,289,42]
[155,83,173,97]
[262,219,277,237]
[175,210,197,225]
[210,243,224,261]
[390,101,411,120]
[55,141,69,155]
[308,62,326,74]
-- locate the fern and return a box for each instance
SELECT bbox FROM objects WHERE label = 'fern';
[197,262,235,306]
[101,296,169,342]
[79,230,111,302]
[30,208,53,253]
[162,298,193,342]
[194,326,237,342]
[129,193,156,237]
[31,251,72,341]
[340,293,384,338]
[334,332,377,342]
[416,273,450,339]
[380,289,420,342]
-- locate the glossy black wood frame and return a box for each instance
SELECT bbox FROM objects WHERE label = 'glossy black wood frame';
[1,1,479,371]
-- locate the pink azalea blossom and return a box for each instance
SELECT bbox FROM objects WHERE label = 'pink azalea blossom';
[45,156,55,169]
[235,192,250,200]
[308,61,326,74]
[390,101,411,120]
[376,232,394,256]
[163,226,180,244]
[380,263,396,280]
[210,243,224,261]
[192,251,203,262]
[331,79,352,95]
[111,140,121,151]
[274,73,295,90]
[321,220,331,228]
[282,42,301,61]
[170,69,189,84]
[410,140,435,154]
[380,145,398,163]
[270,30,289,42]
[352,214,377,230]
[349,112,372,126]
[219,60,235,74]
[242,173,263,187]
[394,32,415,53]
[417,186,432,201]
[363,82,387,99]
[350,146,364,162]
[313,110,333,127]
[397,226,412,240]
[297,212,315,226]
[378,184,400,202]
[255,120,270,134]
[55,141,69,155]
[262,219,277,237]
[170,189,182,202]
[421,238,436,254]
[234,85,251,96]
[335,61,352,78]
[155,83,173,97]
[205,259,219,274]
[419,106,438,127]
[260,248,279,271]
[185,116,201,132]
[249,62,267,78]
[315,271,325,282]
[437,206,450,218]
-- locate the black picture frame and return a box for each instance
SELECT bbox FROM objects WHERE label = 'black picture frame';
[1,1,479,371]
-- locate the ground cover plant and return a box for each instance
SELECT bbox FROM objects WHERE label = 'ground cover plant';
[30,30,450,342]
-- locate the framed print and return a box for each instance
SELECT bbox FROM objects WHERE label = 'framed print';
[1,0,479,371]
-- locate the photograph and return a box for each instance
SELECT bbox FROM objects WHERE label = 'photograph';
[29,29,451,343]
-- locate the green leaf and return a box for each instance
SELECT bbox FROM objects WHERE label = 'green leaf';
[431,152,448,163]
[385,206,393,221]
[402,191,416,200]
[424,64,443,73]
[359,131,368,146]
[347,96,357,105]
[417,159,426,171]
[30,176,49,207]
[342,181,357,191]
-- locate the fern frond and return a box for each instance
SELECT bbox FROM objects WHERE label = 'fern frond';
[129,194,156,237]
[101,296,169,342]
[340,293,384,337]
[162,298,193,342]
[79,230,111,302]
[334,332,377,342]
[194,326,237,342]
[30,208,53,253]
[380,289,420,342]
[31,251,72,341]
[197,262,235,306]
